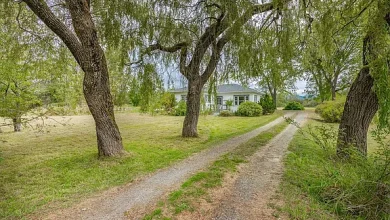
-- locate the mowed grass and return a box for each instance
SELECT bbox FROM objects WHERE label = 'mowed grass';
[0,112,281,218]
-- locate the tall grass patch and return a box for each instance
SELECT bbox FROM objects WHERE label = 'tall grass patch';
[281,121,389,219]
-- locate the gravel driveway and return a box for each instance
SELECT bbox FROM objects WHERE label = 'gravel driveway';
[211,112,307,220]
[42,113,293,220]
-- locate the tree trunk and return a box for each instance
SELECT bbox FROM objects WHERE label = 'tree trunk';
[331,70,341,101]
[69,1,124,157]
[83,68,124,157]
[12,116,21,132]
[336,67,378,156]
[336,35,378,157]
[271,88,277,109]
[182,77,203,137]
[23,0,125,157]
[331,83,336,101]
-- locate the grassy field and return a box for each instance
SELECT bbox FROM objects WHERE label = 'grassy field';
[0,112,281,219]
[279,116,389,219]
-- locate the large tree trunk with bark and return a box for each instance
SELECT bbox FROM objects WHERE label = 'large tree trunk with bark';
[336,67,378,157]
[83,67,124,157]
[23,0,124,157]
[67,0,124,157]
[182,77,203,137]
[337,8,390,158]
[336,36,378,157]
[12,116,21,132]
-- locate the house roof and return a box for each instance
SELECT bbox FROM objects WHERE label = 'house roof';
[170,84,261,94]
[217,84,261,94]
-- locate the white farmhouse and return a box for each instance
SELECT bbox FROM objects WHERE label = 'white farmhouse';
[170,84,262,112]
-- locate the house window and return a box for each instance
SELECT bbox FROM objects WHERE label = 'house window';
[254,95,258,103]
[181,95,187,102]
[204,94,211,103]
[234,95,249,105]
[217,96,223,105]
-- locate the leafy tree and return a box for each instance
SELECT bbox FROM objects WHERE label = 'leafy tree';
[0,11,42,132]
[301,3,361,101]
[18,0,125,157]
[336,0,390,157]
[233,11,299,108]
[40,46,84,110]
[259,94,276,115]
[129,0,290,137]
[129,77,141,106]
[137,64,163,113]
[0,73,40,132]
[107,48,132,107]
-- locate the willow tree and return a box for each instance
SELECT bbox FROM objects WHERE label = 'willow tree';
[19,0,124,157]
[301,3,361,102]
[129,0,289,137]
[295,0,389,156]
[231,14,298,108]
[336,0,390,156]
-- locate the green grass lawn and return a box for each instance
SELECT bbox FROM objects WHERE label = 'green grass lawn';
[0,112,282,219]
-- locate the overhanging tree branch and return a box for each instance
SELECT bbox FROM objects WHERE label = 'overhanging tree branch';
[146,41,189,78]
[201,36,228,84]
[22,0,83,66]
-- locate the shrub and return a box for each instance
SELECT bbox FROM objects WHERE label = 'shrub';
[201,108,213,116]
[160,92,177,114]
[259,94,275,115]
[315,100,344,123]
[284,101,305,110]
[219,110,233,117]
[236,101,262,117]
[225,100,233,111]
[173,101,187,116]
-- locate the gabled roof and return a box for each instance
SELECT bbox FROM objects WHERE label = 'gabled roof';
[170,84,261,94]
[216,84,260,94]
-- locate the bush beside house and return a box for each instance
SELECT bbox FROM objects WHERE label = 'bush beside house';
[173,101,187,116]
[160,92,177,115]
[236,101,262,117]
[219,110,233,117]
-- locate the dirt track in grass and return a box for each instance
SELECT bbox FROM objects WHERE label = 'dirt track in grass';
[175,112,308,220]
[38,113,294,220]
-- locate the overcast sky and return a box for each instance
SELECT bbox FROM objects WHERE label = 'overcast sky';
[295,80,306,95]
